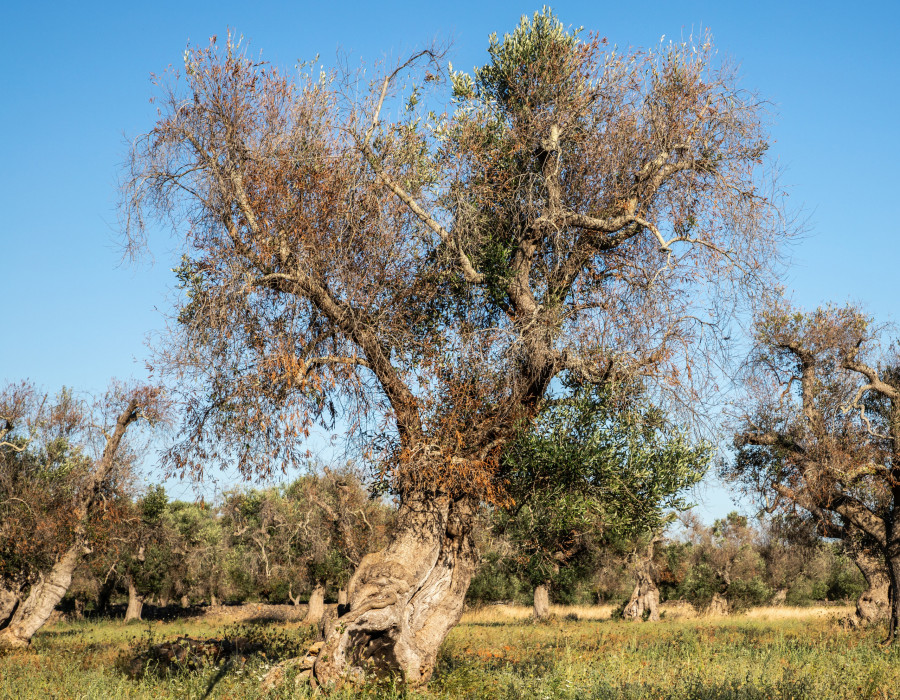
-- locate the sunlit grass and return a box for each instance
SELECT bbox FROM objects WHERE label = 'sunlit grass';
[0,604,893,699]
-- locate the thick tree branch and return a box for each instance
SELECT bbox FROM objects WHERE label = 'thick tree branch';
[738,430,806,457]
[844,358,900,402]
[358,54,484,285]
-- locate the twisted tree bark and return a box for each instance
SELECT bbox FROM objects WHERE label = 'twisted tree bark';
[886,542,900,640]
[96,576,115,615]
[0,547,81,649]
[844,529,890,626]
[622,569,660,622]
[0,585,21,630]
[623,539,660,622]
[312,493,478,687]
[0,396,146,649]
[705,592,729,616]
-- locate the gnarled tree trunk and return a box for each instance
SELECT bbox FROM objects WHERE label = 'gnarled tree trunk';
[304,583,325,626]
[124,578,144,622]
[288,584,301,607]
[96,576,115,615]
[848,540,890,626]
[533,583,550,621]
[622,569,660,622]
[622,539,660,622]
[705,592,730,616]
[0,398,145,648]
[312,493,478,687]
[0,546,80,649]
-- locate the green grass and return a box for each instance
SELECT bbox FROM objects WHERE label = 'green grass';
[1,608,897,699]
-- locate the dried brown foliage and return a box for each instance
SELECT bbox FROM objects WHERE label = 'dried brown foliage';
[122,18,787,503]
[0,381,166,590]
[728,299,900,636]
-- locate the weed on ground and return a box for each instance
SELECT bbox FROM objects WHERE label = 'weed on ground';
[0,605,895,699]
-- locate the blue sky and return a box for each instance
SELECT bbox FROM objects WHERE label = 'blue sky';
[2,1,897,514]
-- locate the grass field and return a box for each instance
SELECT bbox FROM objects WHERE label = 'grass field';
[1,603,897,699]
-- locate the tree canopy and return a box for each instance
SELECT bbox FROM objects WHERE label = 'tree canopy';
[124,10,783,502]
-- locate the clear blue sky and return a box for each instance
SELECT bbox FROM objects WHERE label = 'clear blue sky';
[2,1,898,514]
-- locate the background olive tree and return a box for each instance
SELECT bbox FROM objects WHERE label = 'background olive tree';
[727,301,900,635]
[493,382,709,620]
[0,381,163,648]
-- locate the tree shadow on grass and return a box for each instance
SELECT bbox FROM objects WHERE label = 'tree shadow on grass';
[116,622,316,682]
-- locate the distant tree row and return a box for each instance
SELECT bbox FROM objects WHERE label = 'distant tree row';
[109,467,394,621]
[2,375,882,650]
[470,511,867,617]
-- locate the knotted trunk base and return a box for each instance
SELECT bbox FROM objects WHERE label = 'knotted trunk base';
[623,539,660,622]
[311,494,477,687]
[704,592,729,617]
[852,576,890,627]
[844,529,890,627]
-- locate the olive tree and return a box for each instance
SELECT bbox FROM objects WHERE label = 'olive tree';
[728,302,900,636]
[123,11,786,684]
[495,383,709,620]
[0,382,163,648]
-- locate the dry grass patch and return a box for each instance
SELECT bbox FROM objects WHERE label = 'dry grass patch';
[462,602,703,624]
[462,603,618,624]
[461,602,855,626]
[740,604,853,621]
